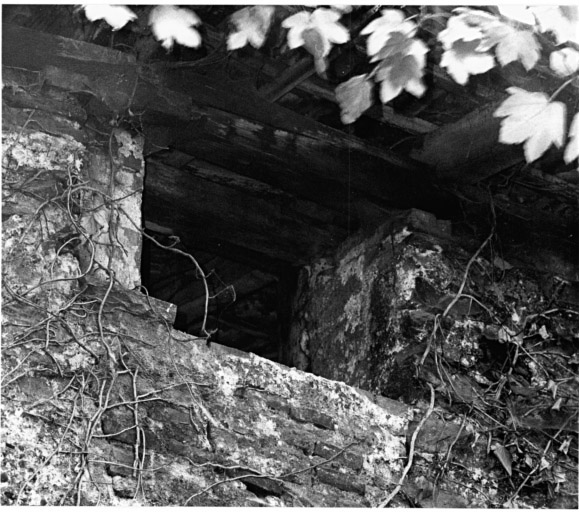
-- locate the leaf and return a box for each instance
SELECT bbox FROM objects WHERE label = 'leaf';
[438,13,497,84]
[484,25,540,70]
[498,6,536,26]
[83,5,136,31]
[440,39,495,85]
[493,256,512,270]
[310,7,350,44]
[302,28,330,75]
[335,74,373,124]
[559,437,572,454]
[494,87,567,162]
[376,54,426,103]
[452,7,501,27]
[371,31,414,62]
[302,27,329,61]
[546,379,558,399]
[530,5,579,45]
[550,48,579,77]
[439,10,497,49]
[491,442,512,476]
[360,9,417,57]
[331,5,353,14]
[149,5,201,51]
[564,113,579,164]
[228,6,275,50]
[539,456,550,471]
[282,8,349,75]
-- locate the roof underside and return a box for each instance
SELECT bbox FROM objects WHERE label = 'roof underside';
[2,5,577,356]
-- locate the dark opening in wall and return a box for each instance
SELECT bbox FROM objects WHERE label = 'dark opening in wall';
[141,230,294,363]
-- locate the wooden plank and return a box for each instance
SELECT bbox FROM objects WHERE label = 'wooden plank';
[159,64,425,174]
[3,24,433,207]
[152,152,352,227]
[410,101,523,182]
[292,80,437,134]
[145,160,349,264]
[142,108,429,212]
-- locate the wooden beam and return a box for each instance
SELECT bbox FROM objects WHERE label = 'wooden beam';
[145,159,349,264]
[258,57,315,102]
[3,24,433,208]
[295,79,437,134]
[410,101,523,182]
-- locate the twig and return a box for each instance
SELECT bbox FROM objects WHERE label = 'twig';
[96,270,117,367]
[506,412,575,506]
[117,206,213,340]
[183,441,358,505]
[378,383,435,508]
[442,230,494,318]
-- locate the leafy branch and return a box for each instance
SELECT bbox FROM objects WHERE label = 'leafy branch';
[83,4,579,167]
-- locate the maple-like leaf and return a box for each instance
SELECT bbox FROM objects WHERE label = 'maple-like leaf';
[83,4,136,31]
[335,74,373,124]
[483,24,540,70]
[228,6,275,51]
[494,87,567,163]
[440,39,495,85]
[360,9,417,57]
[439,9,497,49]
[550,48,579,77]
[282,8,349,76]
[438,12,497,84]
[374,38,427,104]
[376,54,426,104]
[497,6,536,26]
[564,113,579,164]
[149,5,201,51]
[370,31,414,63]
[282,8,349,56]
[530,5,579,45]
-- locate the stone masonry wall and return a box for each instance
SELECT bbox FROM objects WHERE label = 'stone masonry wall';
[1,62,409,507]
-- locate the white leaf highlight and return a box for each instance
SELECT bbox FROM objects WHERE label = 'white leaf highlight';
[494,88,567,163]
[83,5,136,31]
[564,113,579,164]
[149,5,201,51]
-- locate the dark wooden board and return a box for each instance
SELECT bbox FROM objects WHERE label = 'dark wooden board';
[145,160,348,264]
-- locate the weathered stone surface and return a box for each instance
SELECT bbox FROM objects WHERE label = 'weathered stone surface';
[286,207,579,508]
[77,128,144,289]
[1,101,410,505]
[286,208,455,394]
[1,288,410,505]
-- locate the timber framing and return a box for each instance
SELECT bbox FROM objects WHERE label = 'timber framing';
[3,21,577,290]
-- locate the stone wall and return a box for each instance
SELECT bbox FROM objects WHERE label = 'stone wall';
[285,208,579,508]
[1,63,408,507]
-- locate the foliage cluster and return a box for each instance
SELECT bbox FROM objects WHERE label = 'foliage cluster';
[84,4,579,166]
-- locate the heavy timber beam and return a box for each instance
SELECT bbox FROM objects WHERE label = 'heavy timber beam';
[410,101,523,183]
[143,71,431,210]
[2,23,434,209]
[145,159,348,264]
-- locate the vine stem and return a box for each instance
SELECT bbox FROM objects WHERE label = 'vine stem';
[442,229,494,318]
[549,75,578,102]
[378,383,435,508]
